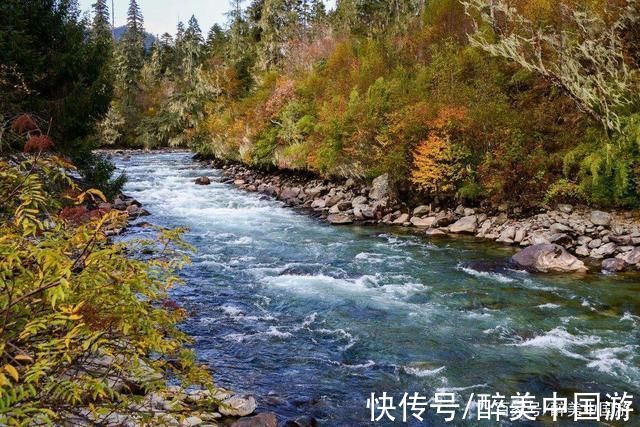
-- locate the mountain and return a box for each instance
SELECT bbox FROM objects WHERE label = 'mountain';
[112,25,156,50]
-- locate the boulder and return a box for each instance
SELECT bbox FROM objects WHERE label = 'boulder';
[337,200,352,211]
[514,228,527,243]
[448,215,477,234]
[231,413,278,427]
[369,174,391,200]
[622,248,640,266]
[195,176,211,185]
[588,239,603,249]
[425,229,446,236]
[327,214,353,225]
[351,196,368,207]
[557,204,574,214]
[433,210,455,227]
[550,223,572,234]
[590,210,612,226]
[497,226,517,243]
[590,242,617,259]
[413,205,431,216]
[602,258,626,272]
[410,216,436,228]
[512,244,588,273]
[219,394,257,417]
[576,246,590,257]
[393,213,410,225]
[181,416,204,426]
[310,199,326,210]
[280,187,301,202]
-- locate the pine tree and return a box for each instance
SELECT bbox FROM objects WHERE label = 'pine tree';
[257,0,301,69]
[91,0,112,42]
[206,24,227,56]
[117,0,146,103]
[126,0,145,41]
[182,15,204,75]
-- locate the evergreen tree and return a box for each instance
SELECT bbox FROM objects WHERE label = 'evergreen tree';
[257,0,301,69]
[91,0,112,42]
[126,0,145,41]
[206,24,227,56]
[182,15,204,75]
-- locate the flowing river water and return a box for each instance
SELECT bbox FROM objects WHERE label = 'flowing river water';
[115,152,639,426]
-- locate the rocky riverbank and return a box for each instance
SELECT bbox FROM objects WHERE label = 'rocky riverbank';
[200,159,640,275]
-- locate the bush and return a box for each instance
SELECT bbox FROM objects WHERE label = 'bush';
[0,155,214,424]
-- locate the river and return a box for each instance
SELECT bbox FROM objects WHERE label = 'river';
[115,152,639,426]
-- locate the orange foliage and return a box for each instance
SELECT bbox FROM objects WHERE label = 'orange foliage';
[410,106,469,193]
[11,114,38,134]
[59,206,108,224]
[23,135,54,153]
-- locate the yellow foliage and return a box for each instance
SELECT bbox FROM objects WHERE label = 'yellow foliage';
[410,133,455,193]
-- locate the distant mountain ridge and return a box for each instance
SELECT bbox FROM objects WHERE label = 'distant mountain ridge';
[112,25,156,50]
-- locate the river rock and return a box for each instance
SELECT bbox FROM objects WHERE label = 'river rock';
[410,216,436,228]
[590,242,617,259]
[337,200,352,211]
[327,214,353,225]
[497,226,517,243]
[602,258,626,272]
[219,394,257,417]
[550,223,572,234]
[590,210,612,226]
[280,187,301,202]
[369,174,390,200]
[351,196,368,207]
[311,199,326,209]
[393,213,410,224]
[557,204,573,214]
[194,176,211,185]
[181,416,204,426]
[231,413,278,427]
[622,248,640,266]
[448,215,477,234]
[576,245,590,256]
[413,205,431,216]
[433,210,455,227]
[512,244,588,273]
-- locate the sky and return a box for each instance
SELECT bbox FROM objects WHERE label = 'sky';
[78,0,336,37]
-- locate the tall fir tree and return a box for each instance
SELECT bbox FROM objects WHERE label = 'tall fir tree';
[91,0,112,42]
[257,0,301,69]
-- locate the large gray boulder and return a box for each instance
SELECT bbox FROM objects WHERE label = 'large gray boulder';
[219,394,257,417]
[512,244,588,273]
[590,210,612,226]
[622,247,640,266]
[410,216,436,228]
[369,174,391,200]
[448,215,477,234]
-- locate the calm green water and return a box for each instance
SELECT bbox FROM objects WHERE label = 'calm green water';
[116,152,639,426]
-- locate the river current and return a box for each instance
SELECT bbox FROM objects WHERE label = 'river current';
[115,152,639,426]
